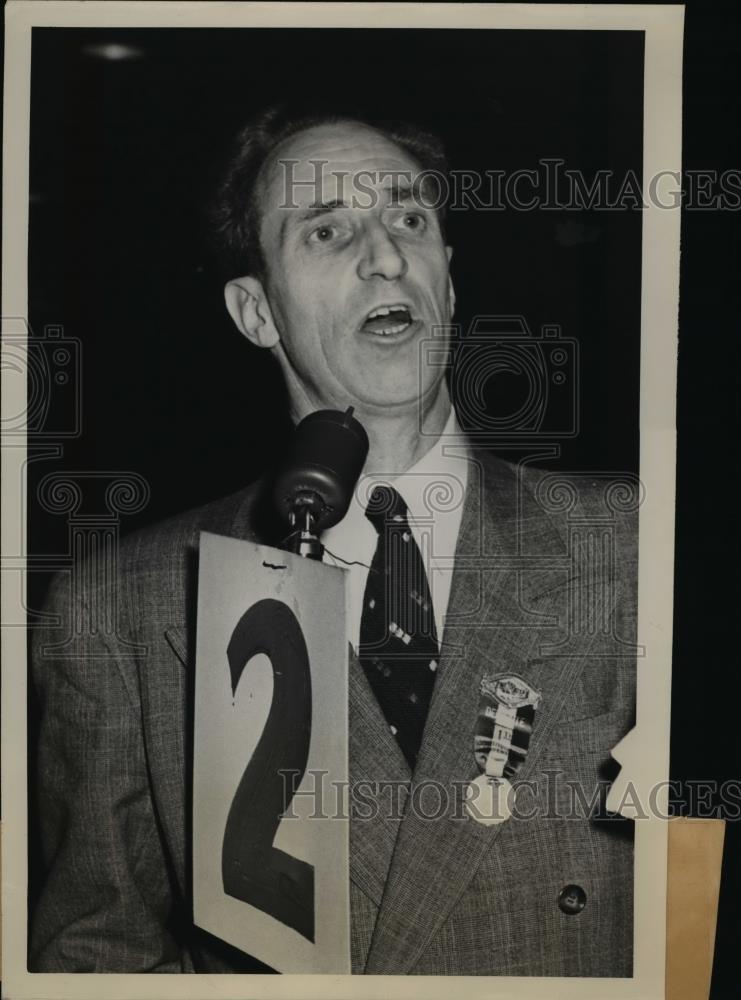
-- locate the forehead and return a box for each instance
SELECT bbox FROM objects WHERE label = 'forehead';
[259,121,425,211]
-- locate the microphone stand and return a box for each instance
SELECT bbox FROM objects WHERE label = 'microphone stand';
[288,500,324,561]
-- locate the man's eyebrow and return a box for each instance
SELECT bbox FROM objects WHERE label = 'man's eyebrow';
[382,178,433,208]
[302,197,348,217]
[279,199,347,244]
[385,181,415,202]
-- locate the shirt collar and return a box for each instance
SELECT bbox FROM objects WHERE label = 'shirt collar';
[368,406,469,527]
[321,407,469,559]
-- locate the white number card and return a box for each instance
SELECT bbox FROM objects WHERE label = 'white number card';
[193,531,350,973]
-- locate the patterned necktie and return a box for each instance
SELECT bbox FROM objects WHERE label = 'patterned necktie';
[358,485,440,768]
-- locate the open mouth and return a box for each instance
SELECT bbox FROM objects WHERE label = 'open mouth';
[360,304,414,336]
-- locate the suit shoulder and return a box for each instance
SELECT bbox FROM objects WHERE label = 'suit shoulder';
[118,481,262,577]
[474,450,639,550]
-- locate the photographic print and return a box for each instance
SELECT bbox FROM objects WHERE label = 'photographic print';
[2,4,684,999]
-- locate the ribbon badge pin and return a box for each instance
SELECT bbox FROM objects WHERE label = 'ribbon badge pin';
[466,673,542,827]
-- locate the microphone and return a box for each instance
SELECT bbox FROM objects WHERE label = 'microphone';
[273,407,369,560]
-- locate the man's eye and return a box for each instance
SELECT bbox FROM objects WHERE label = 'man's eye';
[393,212,427,232]
[308,224,339,244]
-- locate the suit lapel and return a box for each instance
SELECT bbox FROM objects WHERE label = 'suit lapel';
[364,452,585,974]
[347,650,411,907]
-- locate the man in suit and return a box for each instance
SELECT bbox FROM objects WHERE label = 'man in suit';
[30,106,637,975]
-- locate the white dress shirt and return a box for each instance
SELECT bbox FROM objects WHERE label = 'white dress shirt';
[322,408,469,653]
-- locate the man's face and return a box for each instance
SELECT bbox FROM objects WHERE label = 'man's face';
[251,122,455,415]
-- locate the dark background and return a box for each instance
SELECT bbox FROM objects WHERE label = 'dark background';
[22,12,739,996]
[27,25,644,557]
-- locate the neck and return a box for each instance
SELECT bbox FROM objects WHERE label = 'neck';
[283,374,453,478]
[358,383,452,478]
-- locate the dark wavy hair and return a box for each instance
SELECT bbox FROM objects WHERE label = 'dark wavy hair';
[211,104,449,282]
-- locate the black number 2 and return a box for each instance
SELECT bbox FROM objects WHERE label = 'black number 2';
[222,598,315,942]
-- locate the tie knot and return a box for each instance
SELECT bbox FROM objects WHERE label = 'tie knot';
[365,485,408,532]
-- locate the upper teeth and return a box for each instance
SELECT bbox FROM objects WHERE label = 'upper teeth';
[368,305,407,320]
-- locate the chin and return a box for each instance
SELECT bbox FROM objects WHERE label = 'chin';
[337,367,443,413]
[351,386,433,413]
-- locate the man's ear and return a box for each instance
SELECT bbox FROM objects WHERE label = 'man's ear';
[445,245,456,317]
[224,275,280,349]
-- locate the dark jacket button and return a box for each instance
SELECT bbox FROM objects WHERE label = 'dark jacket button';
[558,884,587,915]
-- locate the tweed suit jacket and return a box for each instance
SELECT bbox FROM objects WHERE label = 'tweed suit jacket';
[30,449,637,976]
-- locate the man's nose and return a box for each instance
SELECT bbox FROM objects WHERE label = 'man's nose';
[356,223,408,281]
